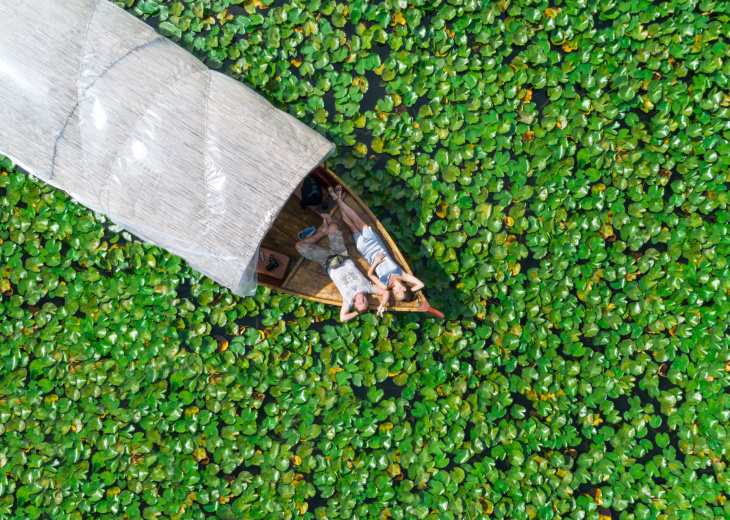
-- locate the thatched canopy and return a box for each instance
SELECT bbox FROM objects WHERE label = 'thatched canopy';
[0,0,334,295]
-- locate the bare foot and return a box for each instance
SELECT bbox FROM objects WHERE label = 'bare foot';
[320,213,336,234]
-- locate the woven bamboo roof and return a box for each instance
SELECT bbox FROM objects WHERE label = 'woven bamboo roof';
[0,0,334,294]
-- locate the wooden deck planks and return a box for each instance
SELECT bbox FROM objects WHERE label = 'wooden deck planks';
[261,196,330,281]
[286,279,341,302]
[260,225,299,261]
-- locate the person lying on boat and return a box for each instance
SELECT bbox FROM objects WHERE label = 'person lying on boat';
[329,185,425,301]
[295,213,391,321]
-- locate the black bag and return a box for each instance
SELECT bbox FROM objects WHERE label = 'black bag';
[300,176,323,208]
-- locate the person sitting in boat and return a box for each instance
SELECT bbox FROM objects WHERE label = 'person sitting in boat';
[328,185,425,302]
[295,213,391,321]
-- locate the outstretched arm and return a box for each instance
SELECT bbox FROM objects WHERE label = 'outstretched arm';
[340,304,360,322]
[376,287,390,317]
[402,272,425,292]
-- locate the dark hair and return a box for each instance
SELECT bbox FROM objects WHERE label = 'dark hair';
[402,288,416,302]
[392,280,416,302]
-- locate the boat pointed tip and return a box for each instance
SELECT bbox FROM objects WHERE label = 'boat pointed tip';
[418,298,444,318]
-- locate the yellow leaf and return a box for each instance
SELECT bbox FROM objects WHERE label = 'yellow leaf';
[352,76,367,91]
[303,20,318,36]
[522,131,535,142]
[544,7,559,17]
[215,335,228,352]
[245,0,269,12]
[509,264,521,276]
[503,216,514,227]
[562,40,578,52]
[193,447,208,462]
[392,12,406,25]
[435,201,449,218]
[480,499,494,515]
[217,9,234,22]
[297,502,308,515]
[522,89,532,103]
[290,455,302,466]
[387,463,401,477]
[599,224,614,238]
[290,58,302,67]
[692,34,703,53]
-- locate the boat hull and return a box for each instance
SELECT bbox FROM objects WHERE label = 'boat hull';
[257,166,437,314]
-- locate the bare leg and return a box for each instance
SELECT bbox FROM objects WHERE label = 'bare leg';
[340,211,363,236]
[296,213,337,250]
[330,186,368,234]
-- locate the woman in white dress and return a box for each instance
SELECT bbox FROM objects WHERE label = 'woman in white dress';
[329,186,425,302]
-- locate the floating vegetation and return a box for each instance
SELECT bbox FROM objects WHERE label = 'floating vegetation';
[2,0,730,519]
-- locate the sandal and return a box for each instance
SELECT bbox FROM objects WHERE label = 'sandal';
[328,185,345,202]
[298,226,317,240]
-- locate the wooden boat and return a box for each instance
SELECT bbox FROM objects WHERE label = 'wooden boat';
[257,166,444,317]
